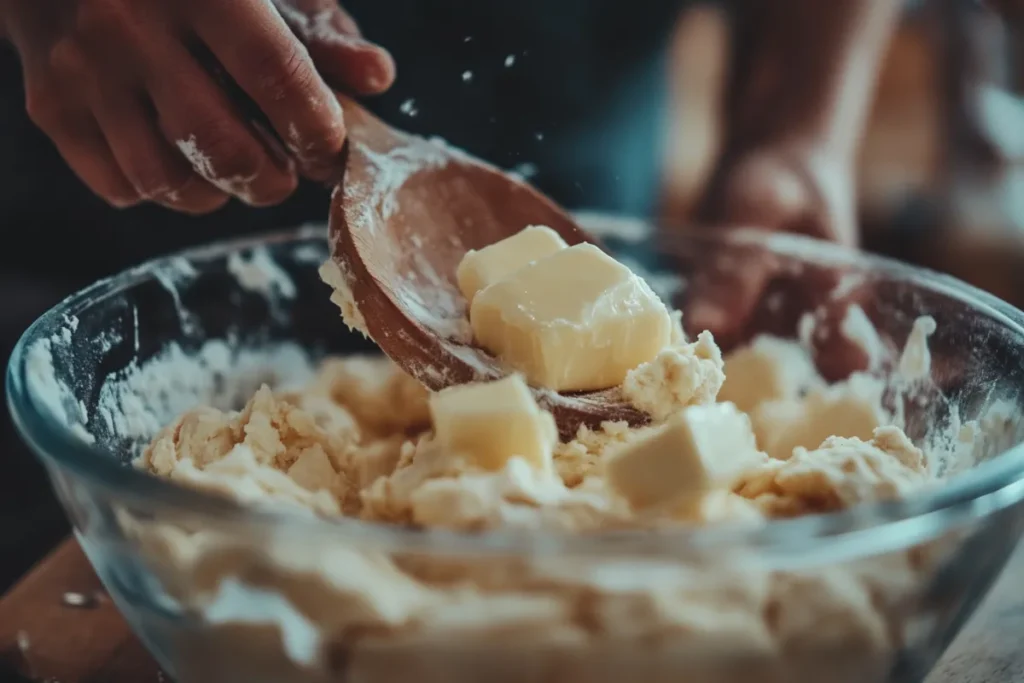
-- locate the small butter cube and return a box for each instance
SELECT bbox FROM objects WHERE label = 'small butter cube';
[606,403,763,510]
[429,374,557,471]
[718,336,823,414]
[470,243,672,392]
[456,225,568,303]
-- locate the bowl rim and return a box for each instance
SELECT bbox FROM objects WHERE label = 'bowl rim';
[9,221,1024,562]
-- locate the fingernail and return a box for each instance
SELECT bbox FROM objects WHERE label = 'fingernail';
[364,50,396,93]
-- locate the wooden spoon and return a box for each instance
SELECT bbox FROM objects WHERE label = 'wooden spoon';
[326,95,650,438]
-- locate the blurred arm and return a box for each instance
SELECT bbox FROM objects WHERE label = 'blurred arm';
[701,0,902,243]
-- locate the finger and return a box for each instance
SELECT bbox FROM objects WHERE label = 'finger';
[145,47,298,207]
[303,30,396,96]
[188,1,347,180]
[17,41,139,208]
[276,0,364,35]
[92,87,229,214]
[33,106,140,209]
[276,2,396,94]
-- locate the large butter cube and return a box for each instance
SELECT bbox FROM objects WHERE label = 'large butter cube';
[470,243,672,392]
[606,402,764,510]
[429,374,557,471]
[456,225,568,303]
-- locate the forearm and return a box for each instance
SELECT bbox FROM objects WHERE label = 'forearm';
[810,0,903,157]
[731,0,901,160]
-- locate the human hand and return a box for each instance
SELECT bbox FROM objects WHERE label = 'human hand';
[0,0,394,213]
[678,0,898,360]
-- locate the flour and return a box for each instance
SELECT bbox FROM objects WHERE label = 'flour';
[293,243,327,264]
[21,238,334,458]
[831,272,868,300]
[797,311,819,348]
[153,257,200,336]
[25,337,91,442]
[227,246,298,300]
[332,132,478,350]
[840,304,885,371]
[21,313,93,443]
[400,99,419,118]
[175,135,262,205]
[509,162,538,181]
[797,307,1005,478]
[96,341,315,450]
[898,316,937,383]
[176,135,216,181]
[343,139,451,226]
[204,578,324,669]
[211,174,261,206]
[276,5,363,49]
[399,287,472,342]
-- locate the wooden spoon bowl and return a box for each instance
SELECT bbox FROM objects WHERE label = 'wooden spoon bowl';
[327,96,649,438]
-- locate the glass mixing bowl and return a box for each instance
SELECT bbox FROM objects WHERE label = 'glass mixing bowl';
[8,216,1024,683]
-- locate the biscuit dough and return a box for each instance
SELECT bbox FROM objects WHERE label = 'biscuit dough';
[141,316,935,531]
[132,247,967,683]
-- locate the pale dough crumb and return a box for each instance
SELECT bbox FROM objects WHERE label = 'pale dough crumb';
[735,427,927,517]
[552,420,648,487]
[139,323,939,529]
[319,260,371,338]
[622,330,724,421]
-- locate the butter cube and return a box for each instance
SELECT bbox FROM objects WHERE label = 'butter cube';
[606,402,764,510]
[752,374,887,460]
[718,336,823,414]
[429,374,557,471]
[456,225,568,303]
[470,243,672,392]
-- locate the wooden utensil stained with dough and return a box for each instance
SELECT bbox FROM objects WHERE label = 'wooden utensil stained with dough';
[326,95,650,438]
